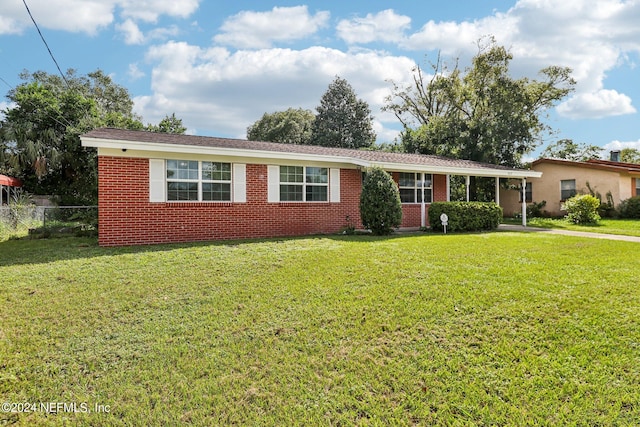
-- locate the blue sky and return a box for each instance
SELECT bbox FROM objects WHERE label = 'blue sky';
[1,0,639,159]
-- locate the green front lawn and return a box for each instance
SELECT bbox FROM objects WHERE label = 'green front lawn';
[1,233,639,425]
[505,217,640,237]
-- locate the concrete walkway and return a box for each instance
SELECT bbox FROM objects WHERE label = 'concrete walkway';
[497,224,640,243]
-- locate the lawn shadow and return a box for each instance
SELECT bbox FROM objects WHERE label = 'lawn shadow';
[0,231,454,267]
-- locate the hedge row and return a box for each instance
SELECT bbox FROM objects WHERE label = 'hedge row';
[428,202,503,232]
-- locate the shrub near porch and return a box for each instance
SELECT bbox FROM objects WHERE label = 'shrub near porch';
[428,201,503,232]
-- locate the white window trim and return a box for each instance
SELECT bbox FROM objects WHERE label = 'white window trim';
[279,166,329,202]
[268,165,339,203]
[158,159,245,203]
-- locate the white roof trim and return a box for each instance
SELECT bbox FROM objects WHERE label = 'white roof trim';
[82,136,542,179]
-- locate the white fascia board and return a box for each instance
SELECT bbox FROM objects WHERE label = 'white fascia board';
[368,161,542,179]
[83,136,363,167]
[82,136,541,179]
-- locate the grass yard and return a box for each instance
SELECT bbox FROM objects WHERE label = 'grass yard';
[505,217,640,237]
[1,233,639,425]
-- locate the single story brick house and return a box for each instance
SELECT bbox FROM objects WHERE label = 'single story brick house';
[501,157,640,217]
[81,128,541,246]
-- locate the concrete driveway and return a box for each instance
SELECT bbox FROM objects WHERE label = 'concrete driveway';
[498,224,640,243]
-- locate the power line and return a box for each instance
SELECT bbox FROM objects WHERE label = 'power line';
[0,76,13,90]
[22,0,70,88]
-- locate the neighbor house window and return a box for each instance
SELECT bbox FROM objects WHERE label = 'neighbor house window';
[280,166,328,202]
[520,182,533,203]
[399,172,432,203]
[166,160,231,201]
[636,178,640,197]
[560,179,576,200]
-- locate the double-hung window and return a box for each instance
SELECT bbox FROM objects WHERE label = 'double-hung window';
[520,182,533,203]
[399,172,432,204]
[166,160,231,201]
[560,179,576,200]
[279,166,328,202]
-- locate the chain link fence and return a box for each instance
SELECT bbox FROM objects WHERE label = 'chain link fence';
[0,205,98,238]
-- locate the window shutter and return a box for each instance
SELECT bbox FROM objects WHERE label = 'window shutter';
[233,163,246,203]
[149,159,165,202]
[267,165,280,203]
[330,168,340,203]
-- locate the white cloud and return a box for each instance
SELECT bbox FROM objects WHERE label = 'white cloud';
[337,10,411,44]
[399,0,640,120]
[118,0,199,22]
[213,6,330,49]
[602,139,640,153]
[0,0,199,35]
[128,63,145,80]
[116,19,145,45]
[116,19,180,45]
[557,89,636,119]
[0,0,114,35]
[135,42,416,141]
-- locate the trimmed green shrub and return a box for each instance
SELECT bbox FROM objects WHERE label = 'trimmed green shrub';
[527,200,547,218]
[359,167,402,235]
[618,196,640,219]
[428,202,502,232]
[562,194,601,224]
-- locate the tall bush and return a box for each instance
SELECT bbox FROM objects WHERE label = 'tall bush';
[618,196,640,219]
[562,194,600,224]
[359,167,402,235]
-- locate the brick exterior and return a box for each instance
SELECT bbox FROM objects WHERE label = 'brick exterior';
[97,156,450,246]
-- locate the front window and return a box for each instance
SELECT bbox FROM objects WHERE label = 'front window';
[636,178,640,197]
[280,166,328,202]
[167,160,232,201]
[399,172,432,203]
[520,182,533,203]
[560,179,576,200]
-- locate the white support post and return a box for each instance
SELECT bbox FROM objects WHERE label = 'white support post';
[521,178,527,227]
[446,175,451,202]
[420,173,426,228]
[465,175,470,202]
[495,177,500,206]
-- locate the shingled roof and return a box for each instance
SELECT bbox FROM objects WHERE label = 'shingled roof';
[82,128,541,178]
[533,158,640,176]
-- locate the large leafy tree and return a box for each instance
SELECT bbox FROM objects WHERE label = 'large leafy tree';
[247,108,314,144]
[310,77,376,149]
[385,38,575,199]
[147,113,187,134]
[620,148,640,164]
[1,69,184,204]
[541,139,602,161]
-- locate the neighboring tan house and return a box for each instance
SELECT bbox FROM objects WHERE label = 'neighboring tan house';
[502,157,640,217]
[81,128,540,246]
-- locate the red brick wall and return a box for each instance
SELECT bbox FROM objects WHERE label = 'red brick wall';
[97,156,451,245]
[97,157,364,246]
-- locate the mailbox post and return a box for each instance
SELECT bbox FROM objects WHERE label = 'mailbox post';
[440,213,449,234]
